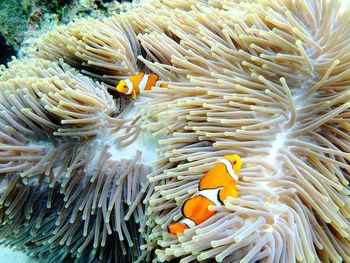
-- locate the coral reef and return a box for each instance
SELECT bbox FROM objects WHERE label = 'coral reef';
[0,0,137,64]
[1,0,350,262]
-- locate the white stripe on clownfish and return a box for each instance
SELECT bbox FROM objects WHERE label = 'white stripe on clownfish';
[124,78,133,95]
[219,158,238,181]
[198,188,222,207]
[138,74,150,91]
[181,218,196,228]
[178,188,223,229]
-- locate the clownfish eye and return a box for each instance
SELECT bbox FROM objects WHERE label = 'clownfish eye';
[233,161,236,164]
[124,85,127,88]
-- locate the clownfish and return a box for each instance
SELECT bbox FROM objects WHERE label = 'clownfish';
[168,155,242,235]
[116,72,168,99]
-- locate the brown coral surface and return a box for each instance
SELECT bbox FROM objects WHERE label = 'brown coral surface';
[0,0,350,262]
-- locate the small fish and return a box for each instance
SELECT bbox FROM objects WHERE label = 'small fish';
[116,72,168,99]
[168,155,242,235]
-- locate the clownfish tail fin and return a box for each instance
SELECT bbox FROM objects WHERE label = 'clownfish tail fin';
[168,222,189,235]
[160,83,168,88]
[168,218,196,235]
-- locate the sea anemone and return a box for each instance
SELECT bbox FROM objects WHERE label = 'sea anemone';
[0,58,152,261]
[1,0,350,262]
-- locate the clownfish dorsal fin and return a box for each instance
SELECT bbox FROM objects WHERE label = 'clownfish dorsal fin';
[143,73,159,91]
[129,72,144,94]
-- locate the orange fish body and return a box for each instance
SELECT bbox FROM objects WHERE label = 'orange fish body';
[168,155,242,235]
[116,72,168,99]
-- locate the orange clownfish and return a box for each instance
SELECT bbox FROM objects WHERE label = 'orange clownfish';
[168,155,242,235]
[116,72,168,99]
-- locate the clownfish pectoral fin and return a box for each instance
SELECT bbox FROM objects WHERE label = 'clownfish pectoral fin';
[168,222,189,235]
[131,89,137,99]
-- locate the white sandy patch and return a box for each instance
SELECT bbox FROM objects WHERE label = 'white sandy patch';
[108,127,159,165]
[106,95,159,165]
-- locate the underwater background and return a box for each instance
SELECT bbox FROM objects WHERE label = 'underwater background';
[0,0,350,263]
